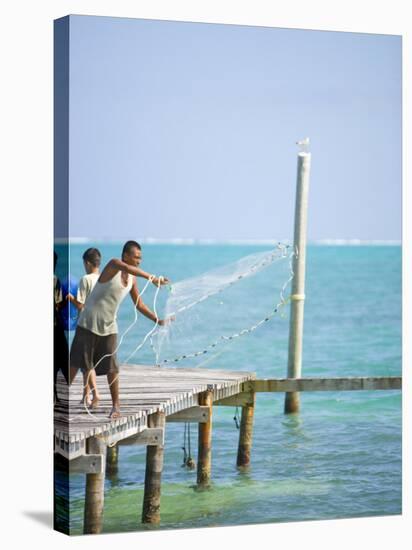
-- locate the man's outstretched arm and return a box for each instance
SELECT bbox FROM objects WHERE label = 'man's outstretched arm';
[110,259,169,286]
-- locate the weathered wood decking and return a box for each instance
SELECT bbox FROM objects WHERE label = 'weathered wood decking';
[54,366,401,533]
[54,364,255,460]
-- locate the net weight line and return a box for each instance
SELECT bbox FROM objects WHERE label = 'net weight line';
[169,244,290,317]
[150,245,295,366]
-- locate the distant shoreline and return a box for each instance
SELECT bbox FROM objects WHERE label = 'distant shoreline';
[55,238,401,246]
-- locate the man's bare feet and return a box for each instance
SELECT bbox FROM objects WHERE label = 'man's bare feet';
[91,393,101,410]
[109,407,121,419]
[81,394,92,407]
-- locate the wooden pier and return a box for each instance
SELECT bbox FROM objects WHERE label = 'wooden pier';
[54,364,255,460]
[54,364,256,534]
[54,364,401,535]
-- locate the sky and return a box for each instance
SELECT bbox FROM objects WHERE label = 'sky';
[62,15,401,242]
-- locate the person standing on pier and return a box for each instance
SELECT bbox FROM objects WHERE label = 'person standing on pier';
[68,247,102,408]
[54,251,69,403]
[68,247,102,312]
[69,240,170,418]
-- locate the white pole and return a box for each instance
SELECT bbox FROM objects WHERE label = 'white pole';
[284,143,311,414]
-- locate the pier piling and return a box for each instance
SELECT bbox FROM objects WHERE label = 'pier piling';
[197,389,213,488]
[83,436,107,535]
[142,412,166,524]
[236,392,256,468]
[106,444,119,478]
[285,149,311,414]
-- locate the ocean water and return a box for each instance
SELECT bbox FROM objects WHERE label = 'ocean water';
[54,243,401,533]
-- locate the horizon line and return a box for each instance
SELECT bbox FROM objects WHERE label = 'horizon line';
[54,237,402,246]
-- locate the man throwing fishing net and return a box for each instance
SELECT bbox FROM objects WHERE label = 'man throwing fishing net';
[70,240,170,418]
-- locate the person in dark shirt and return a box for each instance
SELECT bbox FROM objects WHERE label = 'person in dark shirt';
[54,251,69,403]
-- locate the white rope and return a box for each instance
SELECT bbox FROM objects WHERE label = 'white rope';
[123,281,162,364]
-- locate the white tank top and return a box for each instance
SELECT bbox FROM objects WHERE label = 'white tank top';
[78,270,133,336]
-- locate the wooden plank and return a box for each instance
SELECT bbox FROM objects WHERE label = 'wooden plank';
[55,441,86,460]
[244,377,402,393]
[116,428,164,447]
[214,392,254,407]
[166,406,210,423]
[69,454,103,475]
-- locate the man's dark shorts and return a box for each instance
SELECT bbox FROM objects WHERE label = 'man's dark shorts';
[70,326,119,376]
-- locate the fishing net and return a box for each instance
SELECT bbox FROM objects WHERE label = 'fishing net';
[127,244,294,368]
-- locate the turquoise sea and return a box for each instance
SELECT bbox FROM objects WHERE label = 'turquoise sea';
[55,243,402,534]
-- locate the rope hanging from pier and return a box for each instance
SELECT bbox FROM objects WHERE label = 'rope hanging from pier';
[233,406,240,429]
[181,422,196,469]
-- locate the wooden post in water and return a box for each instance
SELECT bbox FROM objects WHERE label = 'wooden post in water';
[142,412,166,524]
[106,444,119,478]
[83,436,107,535]
[236,392,256,468]
[197,388,213,488]
[284,145,311,414]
